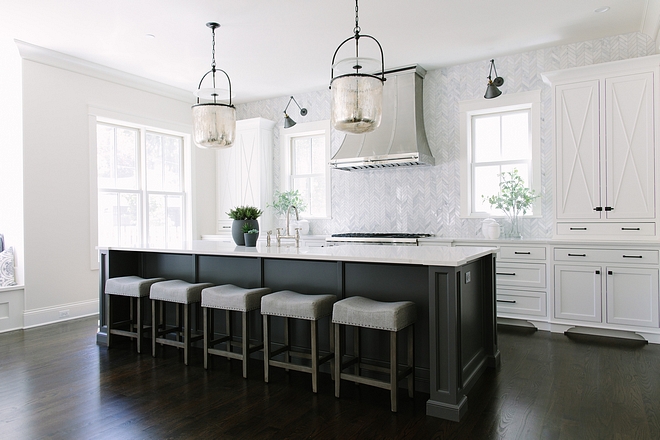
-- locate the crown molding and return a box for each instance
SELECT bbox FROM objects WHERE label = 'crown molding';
[14,39,193,103]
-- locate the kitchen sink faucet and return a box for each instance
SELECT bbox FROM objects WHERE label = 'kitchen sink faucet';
[275,205,301,247]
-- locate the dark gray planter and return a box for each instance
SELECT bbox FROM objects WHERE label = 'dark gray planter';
[231,219,259,245]
[244,232,259,247]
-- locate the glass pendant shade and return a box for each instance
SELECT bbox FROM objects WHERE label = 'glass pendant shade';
[331,74,383,134]
[192,103,236,149]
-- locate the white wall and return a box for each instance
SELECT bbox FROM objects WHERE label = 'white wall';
[19,46,216,326]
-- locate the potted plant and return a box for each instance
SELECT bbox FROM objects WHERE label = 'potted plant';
[483,169,539,238]
[227,205,262,245]
[243,226,259,247]
[268,190,309,234]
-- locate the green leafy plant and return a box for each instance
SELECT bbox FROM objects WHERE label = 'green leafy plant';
[227,205,262,220]
[483,169,539,237]
[268,190,307,217]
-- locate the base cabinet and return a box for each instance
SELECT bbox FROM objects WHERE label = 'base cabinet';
[606,267,659,327]
[554,265,602,322]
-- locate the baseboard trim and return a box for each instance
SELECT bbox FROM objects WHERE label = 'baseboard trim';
[23,299,99,329]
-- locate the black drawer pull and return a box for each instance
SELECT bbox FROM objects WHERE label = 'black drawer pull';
[604,207,613,211]
[621,227,640,231]
[514,251,531,255]
[608,270,613,275]
[622,255,643,259]
[496,272,516,276]
[567,253,586,257]
[593,207,602,211]
[595,270,600,274]
[570,227,587,231]
[497,299,517,304]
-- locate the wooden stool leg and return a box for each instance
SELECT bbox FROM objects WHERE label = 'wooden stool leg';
[311,319,319,393]
[284,317,290,371]
[136,296,142,354]
[183,304,190,365]
[152,299,158,357]
[225,310,232,360]
[241,311,248,379]
[263,314,270,383]
[408,324,414,399]
[334,323,341,398]
[329,320,335,381]
[354,327,361,376]
[390,330,398,412]
[203,307,209,370]
[106,294,112,348]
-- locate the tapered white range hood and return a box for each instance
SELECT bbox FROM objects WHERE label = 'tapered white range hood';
[330,65,435,170]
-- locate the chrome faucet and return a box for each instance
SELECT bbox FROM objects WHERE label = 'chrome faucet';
[276,205,301,247]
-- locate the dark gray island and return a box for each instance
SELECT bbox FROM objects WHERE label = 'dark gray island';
[97,241,500,421]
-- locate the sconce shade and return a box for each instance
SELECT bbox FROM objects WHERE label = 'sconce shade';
[192,103,236,149]
[331,74,383,134]
[283,114,297,129]
[484,81,502,99]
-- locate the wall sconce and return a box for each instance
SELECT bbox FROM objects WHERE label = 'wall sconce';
[283,96,308,129]
[191,22,236,149]
[329,0,385,134]
[484,59,504,99]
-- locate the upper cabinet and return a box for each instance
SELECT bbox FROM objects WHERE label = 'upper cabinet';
[543,56,660,240]
[216,118,275,234]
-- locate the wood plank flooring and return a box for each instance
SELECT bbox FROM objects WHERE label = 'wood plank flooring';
[1,317,659,439]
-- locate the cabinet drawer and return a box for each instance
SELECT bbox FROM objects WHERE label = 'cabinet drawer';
[496,289,547,317]
[496,262,546,288]
[554,248,659,264]
[499,246,546,260]
[556,222,656,237]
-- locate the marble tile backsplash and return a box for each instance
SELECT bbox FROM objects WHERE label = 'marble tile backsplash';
[236,32,656,239]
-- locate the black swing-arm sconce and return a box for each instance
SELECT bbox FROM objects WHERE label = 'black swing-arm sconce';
[283,96,308,128]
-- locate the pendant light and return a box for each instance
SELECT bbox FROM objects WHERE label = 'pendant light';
[484,59,504,99]
[191,22,236,149]
[330,0,385,134]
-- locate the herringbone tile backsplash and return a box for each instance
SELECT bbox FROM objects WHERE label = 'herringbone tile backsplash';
[236,32,656,238]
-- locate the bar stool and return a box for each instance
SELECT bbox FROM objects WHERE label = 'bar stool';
[201,284,272,378]
[150,280,213,365]
[105,276,164,353]
[332,296,416,412]
[261,290,336,393]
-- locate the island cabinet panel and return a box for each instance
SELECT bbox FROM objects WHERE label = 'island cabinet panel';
[262,259,340,294]
[197,255,262,288]
[141,252,196,283]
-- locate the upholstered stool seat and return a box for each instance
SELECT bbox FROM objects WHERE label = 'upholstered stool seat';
[332,296,416,412]
[201,284,272,377]
[105,276,164,353]
[261,290,336,393]
[150,280,213,365]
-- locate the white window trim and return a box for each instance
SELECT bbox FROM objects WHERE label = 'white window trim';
[280,120,332,220]
[88,106,193,269]
[459,90,542,219]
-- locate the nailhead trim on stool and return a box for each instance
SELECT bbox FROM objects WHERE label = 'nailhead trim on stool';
[261,290,336,393]
[150,280,213,365]
[201,284,272,378]
[332,296,416,412]
[105,276,164,353]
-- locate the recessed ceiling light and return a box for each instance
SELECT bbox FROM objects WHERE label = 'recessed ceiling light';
[145,33,156,39]
[594,6,610,13]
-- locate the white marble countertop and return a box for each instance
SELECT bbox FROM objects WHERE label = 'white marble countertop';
[100,241,498,267]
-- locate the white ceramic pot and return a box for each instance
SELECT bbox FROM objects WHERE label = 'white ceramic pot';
[293,219,310,235]
[481,219,501,239]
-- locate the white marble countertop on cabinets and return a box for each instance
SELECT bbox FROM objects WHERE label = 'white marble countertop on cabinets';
[100,241,498,267]
[423,237,660,249]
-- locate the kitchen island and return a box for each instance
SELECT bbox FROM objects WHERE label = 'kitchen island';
[97,241,499,421]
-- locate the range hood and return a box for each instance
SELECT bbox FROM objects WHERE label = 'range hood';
[330,65,435,170]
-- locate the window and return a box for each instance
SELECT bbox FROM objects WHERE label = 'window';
[97,121,188,248]
[281,120,332,218]
[460,90,541,218]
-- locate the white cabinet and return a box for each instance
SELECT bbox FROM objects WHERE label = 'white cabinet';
[554,247,659,328]
[543,56,660,239]
[216,118,275,234]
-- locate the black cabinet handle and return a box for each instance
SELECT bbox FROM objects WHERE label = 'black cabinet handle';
[595,270,600,274]
[604,207,613,211]
[514,251,531,255]
[593,207,603,211]
[497,299,517,304]
[622,255,643,259]
[608,270,613,275]
[570,227,587,231]
[621,228,640,231]
[567,253,586,257]
[496,272,516,276]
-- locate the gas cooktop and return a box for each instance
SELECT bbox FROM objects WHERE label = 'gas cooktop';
[330,233,434,238]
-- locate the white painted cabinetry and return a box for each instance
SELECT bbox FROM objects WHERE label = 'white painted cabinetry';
[543,56,660,239]
[216,118,275,234]
[554,247,659,328]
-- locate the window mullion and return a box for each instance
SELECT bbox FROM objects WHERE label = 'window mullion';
[140,127,147,247]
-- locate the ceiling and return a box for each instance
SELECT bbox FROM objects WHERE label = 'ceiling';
[2,0,659,104]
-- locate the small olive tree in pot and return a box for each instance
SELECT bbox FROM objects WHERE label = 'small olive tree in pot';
[227,206,262,245]
[483,169,539,239]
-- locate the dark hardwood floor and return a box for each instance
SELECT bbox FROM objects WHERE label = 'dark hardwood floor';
[1,317,659,440]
